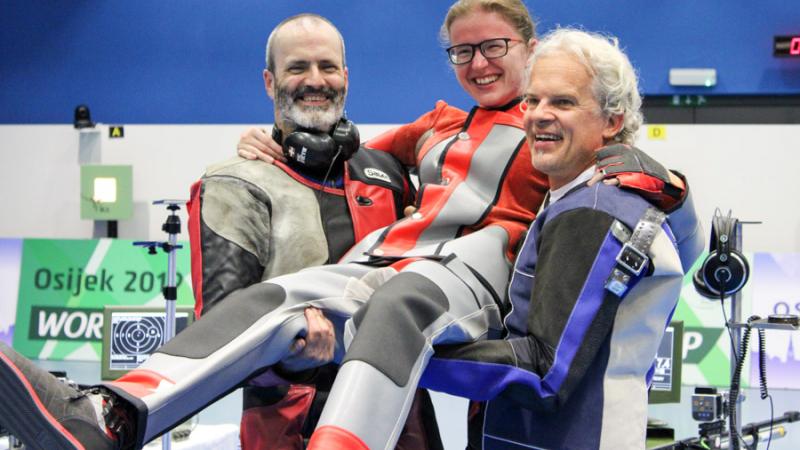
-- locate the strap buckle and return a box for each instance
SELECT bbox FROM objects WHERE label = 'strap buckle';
[605,241,650,298]
[604,207,665,299]
[617,242,648,276]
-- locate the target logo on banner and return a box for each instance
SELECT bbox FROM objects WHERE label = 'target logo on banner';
[106,310,191,373]
[111,313,166,364]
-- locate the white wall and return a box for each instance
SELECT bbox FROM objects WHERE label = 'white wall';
[0,124,393,241]
[639,124,800,253]
[2,123,799,252]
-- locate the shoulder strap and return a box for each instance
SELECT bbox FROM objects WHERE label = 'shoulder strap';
[605,206,667,298]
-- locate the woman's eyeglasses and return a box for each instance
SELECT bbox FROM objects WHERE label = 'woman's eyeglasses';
[446,38,522,65]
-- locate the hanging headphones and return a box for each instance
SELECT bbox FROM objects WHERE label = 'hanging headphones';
[692,210,750,299]
[272,117,360,178]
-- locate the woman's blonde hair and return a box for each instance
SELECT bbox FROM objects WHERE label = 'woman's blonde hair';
[439,0,536,45]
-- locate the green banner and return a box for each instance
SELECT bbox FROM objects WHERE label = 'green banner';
[672,251,753,388]
[13,239,193,361]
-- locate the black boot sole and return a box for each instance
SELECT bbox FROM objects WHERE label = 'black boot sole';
[0,352,82,450]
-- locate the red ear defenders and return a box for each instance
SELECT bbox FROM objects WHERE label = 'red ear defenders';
[692,210,750,299]
[272,117,360,178]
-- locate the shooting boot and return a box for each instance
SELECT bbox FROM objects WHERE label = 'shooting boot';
[0,342,130,450]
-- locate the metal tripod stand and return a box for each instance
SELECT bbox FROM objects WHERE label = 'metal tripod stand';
[133,199,185,450]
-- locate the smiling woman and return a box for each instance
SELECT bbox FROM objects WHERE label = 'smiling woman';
[445,9,533,108]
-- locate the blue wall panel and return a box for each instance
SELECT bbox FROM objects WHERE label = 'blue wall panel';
[1,1,798,124]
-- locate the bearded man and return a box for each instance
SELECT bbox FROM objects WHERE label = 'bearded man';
[186,14,436,450]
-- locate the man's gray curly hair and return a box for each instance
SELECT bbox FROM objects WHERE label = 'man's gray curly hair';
[529,28,643,145]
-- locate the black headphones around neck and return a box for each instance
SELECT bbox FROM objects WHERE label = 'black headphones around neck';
[692,210,750,299]
[272,117,360,178]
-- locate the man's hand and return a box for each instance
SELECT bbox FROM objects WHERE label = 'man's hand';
[277,307,336,373]
[237,127,286,163]
[593,144,686,211]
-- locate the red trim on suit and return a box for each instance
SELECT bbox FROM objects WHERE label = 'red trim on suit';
[186,180,203,320]
[110,369,173,399]
[308,426,370,450]
[275,161,345,195]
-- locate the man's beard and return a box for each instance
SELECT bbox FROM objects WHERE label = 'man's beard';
[276,83,346,132]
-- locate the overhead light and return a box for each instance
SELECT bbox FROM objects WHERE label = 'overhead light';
[93,177,118,203]
[669,68,717,87]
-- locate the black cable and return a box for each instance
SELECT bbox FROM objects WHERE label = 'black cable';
[757,327,768,400]
[314,146,344,215]
[722,275,751,450]
[765,394,774,450]
[713,269,756,450]
[727,315,771,450]
[317,147,343,191]
[755,325,774,450]
[719,297,740,366]
[312,147,344,266]
[713,208,739,368]
[710,228,774,450]
[729,318,751,450]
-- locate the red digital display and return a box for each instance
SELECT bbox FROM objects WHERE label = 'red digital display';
[774,35,800,57]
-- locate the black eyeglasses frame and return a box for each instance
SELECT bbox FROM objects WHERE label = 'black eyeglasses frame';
[445,38,523,65]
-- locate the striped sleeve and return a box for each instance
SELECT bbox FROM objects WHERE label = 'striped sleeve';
[507,208,620,409]
[421,208,623,410]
